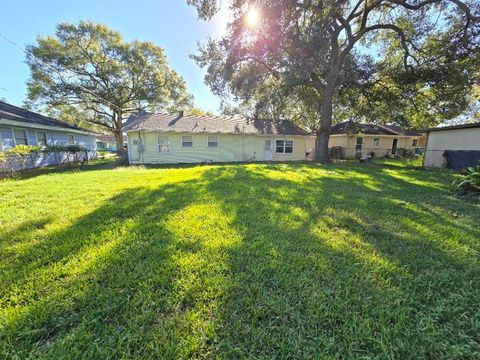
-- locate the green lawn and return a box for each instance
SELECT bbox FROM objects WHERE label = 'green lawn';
[372,155,424,168]
[1,161,479,359]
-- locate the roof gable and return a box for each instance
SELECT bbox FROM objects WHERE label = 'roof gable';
[124,112,308,136]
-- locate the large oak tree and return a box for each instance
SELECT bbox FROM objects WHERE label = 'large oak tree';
[26,21,193,154]
[189,0,478,162]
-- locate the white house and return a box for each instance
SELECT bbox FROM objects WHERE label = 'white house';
[424,122,480,169]
[124,112,308,164]
[0,101,96,168]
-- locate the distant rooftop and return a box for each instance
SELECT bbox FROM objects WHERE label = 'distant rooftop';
[330,121,424,136]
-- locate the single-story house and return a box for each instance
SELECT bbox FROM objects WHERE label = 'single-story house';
[124,111,308,164]
[424,122,480,169]
[0,100,96,169]
[96,134,118,152]
[306,121,426,159]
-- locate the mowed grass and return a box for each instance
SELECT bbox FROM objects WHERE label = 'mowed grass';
[1,161,479,359]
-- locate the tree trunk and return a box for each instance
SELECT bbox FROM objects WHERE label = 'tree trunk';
[313,87,334,163]
[114,109,124,157]
[115,131,124,156]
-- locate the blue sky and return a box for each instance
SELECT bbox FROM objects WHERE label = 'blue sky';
[0,0,229,113]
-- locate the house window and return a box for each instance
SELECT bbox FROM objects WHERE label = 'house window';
[37,131,47,147]
[158,135,171,153]
[207,135,218,148]
[276,139,294,153]
[13,129,28,145]
[373,138,380,148]
[412,138,418,147]
[68,134,75,145]
[182,135,193,147]
[285,140,293,153]
[355,137,363,151]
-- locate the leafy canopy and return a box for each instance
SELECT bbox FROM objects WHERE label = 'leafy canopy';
[26,21,193,135]
[190,0,478,131]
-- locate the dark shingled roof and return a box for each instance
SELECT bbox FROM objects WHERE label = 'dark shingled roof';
[0,100,91,132]
[330,121,423,136]
[124,112,308,136]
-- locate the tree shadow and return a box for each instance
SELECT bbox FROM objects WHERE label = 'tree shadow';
[1,163,479,358]
[198,164,480,358]
[1,158,117,182]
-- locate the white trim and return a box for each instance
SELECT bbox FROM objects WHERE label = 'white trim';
[67,134,76,145]
[12,127,29,146]
[181,135,194,148]
[157,135,172,154]
[355,137,364,153]
[275,138,294,154]
[0,118,95,135]
[126,132,133,163]
[36,130,48,148]
[11,128,16,147]
[207,135,219,148]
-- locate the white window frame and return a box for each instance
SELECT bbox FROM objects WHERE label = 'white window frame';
[207,135,219,148]
[158,135,172,154]
[181,135,194,148]
[275,139,294,154]
[13,128,28,146]
[373,137,380,148]
[36,131,48,148]
[412,138,419,147]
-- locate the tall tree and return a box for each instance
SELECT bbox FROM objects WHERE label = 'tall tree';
[26,21,193,154]
[189,0,478,162]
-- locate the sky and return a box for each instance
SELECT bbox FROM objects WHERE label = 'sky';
[0,0,230,113]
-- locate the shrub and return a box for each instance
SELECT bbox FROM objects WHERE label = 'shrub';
[453,165,480,200]
[396,148,414,158]
[4,145,41,172]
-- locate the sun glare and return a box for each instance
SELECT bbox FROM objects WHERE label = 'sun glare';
[245,9,260,28]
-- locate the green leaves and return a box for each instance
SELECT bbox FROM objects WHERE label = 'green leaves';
[453,165,480,199]
[26,21,193,133]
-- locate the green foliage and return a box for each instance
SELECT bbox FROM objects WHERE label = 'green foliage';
[190,0,478,153]
[453,165,480,199]
[187,107,214,116]
[5,144,41,157]
[26,21,193,151]
[44,144,86,153]
[0,145,42,174]
[1,161,479,357]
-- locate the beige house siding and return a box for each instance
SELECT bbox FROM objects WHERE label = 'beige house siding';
[127,131,307,164]
[306,134,424,159]
[424,128,480,167]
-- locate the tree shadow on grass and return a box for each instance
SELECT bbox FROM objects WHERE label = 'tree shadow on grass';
[1,163,479,359]
[1,158,118,183]
[199,165,480,358]
[0,179,209,358]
